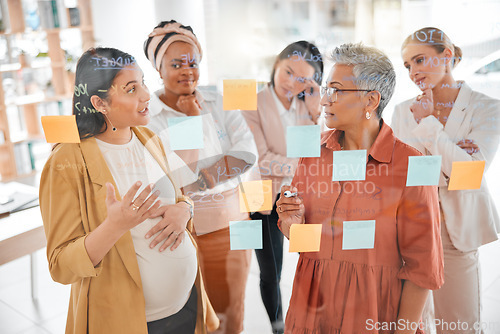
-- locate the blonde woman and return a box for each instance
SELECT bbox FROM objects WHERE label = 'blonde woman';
[392,27,500,333]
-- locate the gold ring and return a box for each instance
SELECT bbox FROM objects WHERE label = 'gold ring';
[131,203,140,211]
[278,206,283,213]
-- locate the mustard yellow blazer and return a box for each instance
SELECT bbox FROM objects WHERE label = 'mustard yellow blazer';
[39,127,219,334]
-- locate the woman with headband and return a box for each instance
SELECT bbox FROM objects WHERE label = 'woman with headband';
[40,47,218,334]
[242,41,323,334]
[392,27,500,333]
[144,20,259,334]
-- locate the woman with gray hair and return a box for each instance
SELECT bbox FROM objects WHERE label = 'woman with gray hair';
[276,43,444,333]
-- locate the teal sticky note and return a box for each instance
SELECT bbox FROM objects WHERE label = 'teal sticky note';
[167,116,204,150]
[229,220,263,250]
[332,150,367,181]
[286,125,321,158]
[406,155,442,186]
[342,220,376,250]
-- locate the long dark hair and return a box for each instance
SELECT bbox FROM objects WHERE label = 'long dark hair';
[73,47,136,139]
[270,41,324,100]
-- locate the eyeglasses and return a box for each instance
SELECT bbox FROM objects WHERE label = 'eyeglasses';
[319,86,374,103]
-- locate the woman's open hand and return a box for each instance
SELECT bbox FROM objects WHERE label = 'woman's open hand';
[410,88,434,123]
[144,202,192,251]
[105,182,161,234]
[276,185,305,239]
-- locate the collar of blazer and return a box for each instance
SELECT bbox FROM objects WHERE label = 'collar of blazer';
[77,126,182,288]
[441,81,473,139]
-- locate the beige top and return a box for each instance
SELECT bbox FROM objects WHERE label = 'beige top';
[96,134,197,321]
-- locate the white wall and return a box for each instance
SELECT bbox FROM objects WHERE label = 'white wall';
[91,0,160,91]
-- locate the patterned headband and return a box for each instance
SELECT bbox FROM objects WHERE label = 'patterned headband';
[146,22,203,72]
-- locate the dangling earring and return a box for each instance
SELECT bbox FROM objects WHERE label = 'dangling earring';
[103,111,116,131]
[365,111,371,120]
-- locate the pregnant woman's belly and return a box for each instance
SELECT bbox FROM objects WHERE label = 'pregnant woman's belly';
[130,216,198,322]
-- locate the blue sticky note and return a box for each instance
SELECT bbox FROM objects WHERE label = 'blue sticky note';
[229,220,263,250]
[167,116,204,150]
[286,125,321,158]
[406,155,442,186]
[332,150,367,181]
[342,220,376,250]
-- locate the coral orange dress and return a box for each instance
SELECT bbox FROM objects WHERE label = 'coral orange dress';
[282,121,444,334]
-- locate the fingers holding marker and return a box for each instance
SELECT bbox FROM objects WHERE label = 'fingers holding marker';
[278,186,302,208]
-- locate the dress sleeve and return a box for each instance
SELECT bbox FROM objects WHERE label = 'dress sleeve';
[40,152,103,284]
[396,183,444,290]
[411,98,500,177]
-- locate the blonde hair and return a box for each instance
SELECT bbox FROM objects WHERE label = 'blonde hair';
[402,27,463,69]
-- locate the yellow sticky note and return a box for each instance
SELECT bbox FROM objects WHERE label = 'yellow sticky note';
[289,224,322,253]
[448,160,485,190]
[223,79,257,111]
[238,180,272,213]
[41,116,80,143]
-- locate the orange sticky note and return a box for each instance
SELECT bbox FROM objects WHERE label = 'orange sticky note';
[448,160,485,190]
[223,79,257,110]
[238,180,272,212]
[41,116,80,143]
[289,224,322,253]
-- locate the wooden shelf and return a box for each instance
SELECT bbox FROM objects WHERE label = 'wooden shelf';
[0,59,53,73]
[5,93,73,107]
[0,26,94,37]
[11,135,46,145]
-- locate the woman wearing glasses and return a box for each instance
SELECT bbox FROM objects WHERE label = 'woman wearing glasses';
[276,43,444,333]
[392,27,500,333]
[242,41,323,334]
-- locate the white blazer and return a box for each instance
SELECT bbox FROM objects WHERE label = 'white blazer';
[391,81,500,252]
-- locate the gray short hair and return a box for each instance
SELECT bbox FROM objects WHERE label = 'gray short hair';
[330,43,396,118]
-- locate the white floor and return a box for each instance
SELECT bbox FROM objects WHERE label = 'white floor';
[1,238,500,333]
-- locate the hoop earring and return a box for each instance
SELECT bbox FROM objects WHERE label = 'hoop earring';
[103,111,116,131]
[365,111,371,120]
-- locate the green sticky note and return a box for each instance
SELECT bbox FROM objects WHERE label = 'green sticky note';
[286,125,321,158]
[406,155,442,186]
[229,220,263,250]
[342,220,375,250]
[167,116,204,150]
[332,150,367,181]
